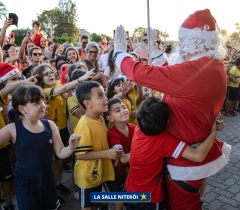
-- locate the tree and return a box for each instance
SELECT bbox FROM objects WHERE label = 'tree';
[11,28,31,46]
[132,27,146,41]
[90,33,112,43]
[53,0,79,41]
[0,1,7,21]
[53,33,74,44]
[220,28,227,36]
[35,8,61,37]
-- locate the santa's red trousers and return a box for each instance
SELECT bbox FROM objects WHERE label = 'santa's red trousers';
[163,175,204,210]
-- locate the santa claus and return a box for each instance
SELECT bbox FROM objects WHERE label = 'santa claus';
[113,9,231,210]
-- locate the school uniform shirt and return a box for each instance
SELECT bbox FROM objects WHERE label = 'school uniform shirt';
[125,126,187,203]
[74,115,115,188]
[67,95,80,134]
[228,66,240,88]
[44,84,67,130]
[128,86,138,125]
[116,54,231,181]
[0,92,10,149]
[107,123,136,177]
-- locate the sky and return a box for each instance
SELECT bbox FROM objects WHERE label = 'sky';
[3,0,240,40]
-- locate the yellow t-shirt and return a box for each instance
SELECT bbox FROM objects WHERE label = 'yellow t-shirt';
[128,86,138,125]
[74,115,115,188]
[228,66,240,88]
[44,86,67,130]
[0,92,10,149]
[67,95,80,134]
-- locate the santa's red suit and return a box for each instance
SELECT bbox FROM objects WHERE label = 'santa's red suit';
[115,9,231,210]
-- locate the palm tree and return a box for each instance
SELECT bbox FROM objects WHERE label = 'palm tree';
[0,1,7,21]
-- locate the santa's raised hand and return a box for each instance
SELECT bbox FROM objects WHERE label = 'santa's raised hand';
[113,25,127,61]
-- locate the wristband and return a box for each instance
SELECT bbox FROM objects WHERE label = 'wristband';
[77,78,81,83]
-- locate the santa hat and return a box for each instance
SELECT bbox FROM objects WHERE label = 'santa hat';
[0,63,19,83]
[178,9,217,39]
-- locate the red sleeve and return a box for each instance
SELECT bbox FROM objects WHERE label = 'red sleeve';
[160,133,188,159]
[121,57,201,97]
[107,127,122,148]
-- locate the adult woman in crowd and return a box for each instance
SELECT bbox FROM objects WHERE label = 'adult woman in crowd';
[81,42,103,83]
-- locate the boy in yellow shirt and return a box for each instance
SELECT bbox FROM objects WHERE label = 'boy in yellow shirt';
[74,81,122,210]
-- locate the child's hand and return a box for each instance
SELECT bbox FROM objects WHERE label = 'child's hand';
[122,82,131,95]
[79,69,95,81]
[216,120,224,131]
[3,18,13,29]
[25,75,38,84]
[69,134,81,150]
[106,148,123,160]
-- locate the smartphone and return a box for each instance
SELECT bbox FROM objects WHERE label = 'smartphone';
[60,64,69,84]
[10,32,15,39]
[26,31,32,36]
[113,30,116,37]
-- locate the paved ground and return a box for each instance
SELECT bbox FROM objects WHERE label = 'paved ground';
[60,111,240,210]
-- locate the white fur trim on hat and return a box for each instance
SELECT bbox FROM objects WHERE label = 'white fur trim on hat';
[178,26,217,39]
[0,68,20,83]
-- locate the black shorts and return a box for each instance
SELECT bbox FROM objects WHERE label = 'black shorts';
[104,174,126,192]
[227,86,239,101]
[0,146,14,182]
[78,184,102,208]
[54,127,69,160]
[124,202,164,210]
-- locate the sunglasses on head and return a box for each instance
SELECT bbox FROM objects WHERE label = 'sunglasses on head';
[33,53,43,56]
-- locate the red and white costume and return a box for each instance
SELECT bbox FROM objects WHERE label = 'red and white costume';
[115,9,231,210]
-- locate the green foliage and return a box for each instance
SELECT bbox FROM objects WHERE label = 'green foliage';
[35,8,61,37]
[53,33,74,44]
[34,0,79,42]
[0,1,7,21]
[220,28,228,36]
[11,28,31,46]
[132,27,146,41]
[90,33,112,43]
[53,0,79,41]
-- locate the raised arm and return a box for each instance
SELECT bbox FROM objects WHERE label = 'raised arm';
[52,69,95,96]
[1,75,37,98]
[0,19,13,48]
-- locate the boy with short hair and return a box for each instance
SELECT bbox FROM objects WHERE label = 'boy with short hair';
[121,97,217,210]
[31,21,43,47]
[74,81,122,210]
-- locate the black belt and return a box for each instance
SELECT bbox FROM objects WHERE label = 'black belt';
[167,172,199,194]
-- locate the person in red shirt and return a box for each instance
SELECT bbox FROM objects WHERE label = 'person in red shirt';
[104,98,135,210]
[31,21,43,47]
[121,97,217,210]
[113,9,231,210]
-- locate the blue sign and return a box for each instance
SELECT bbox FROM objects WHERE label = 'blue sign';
[90,192,151,203]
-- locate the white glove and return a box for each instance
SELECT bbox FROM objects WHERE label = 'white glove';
[113,25,127,61]
[150,27,163,59]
